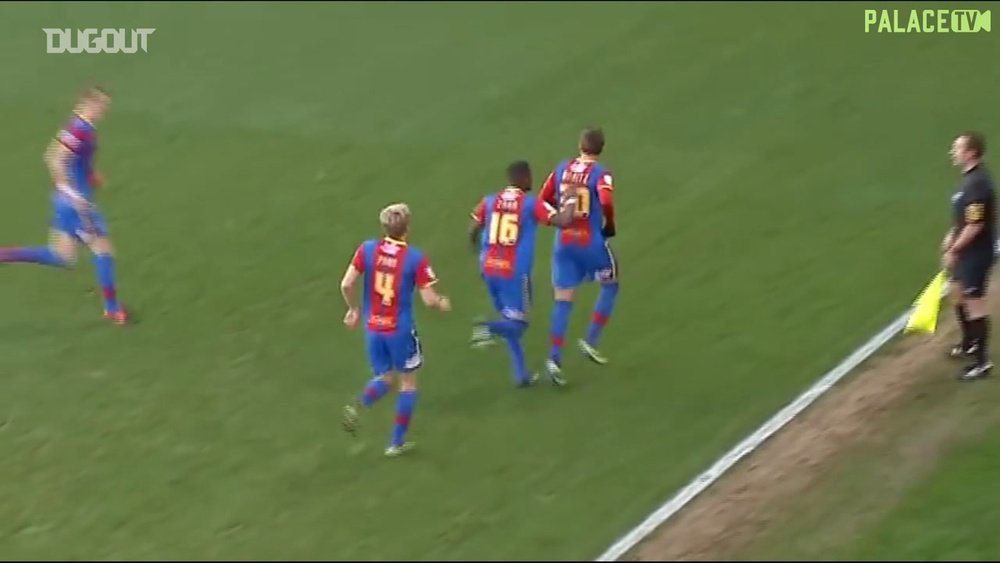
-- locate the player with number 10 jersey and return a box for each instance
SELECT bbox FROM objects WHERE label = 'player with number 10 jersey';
[538,128,620,385]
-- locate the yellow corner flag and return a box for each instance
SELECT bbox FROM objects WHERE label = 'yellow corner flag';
[905,270,948,334]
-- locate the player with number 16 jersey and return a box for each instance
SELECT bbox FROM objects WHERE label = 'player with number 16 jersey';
[468,161,575,387]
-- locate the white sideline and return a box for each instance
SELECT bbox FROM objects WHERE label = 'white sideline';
[598,240,1000,561]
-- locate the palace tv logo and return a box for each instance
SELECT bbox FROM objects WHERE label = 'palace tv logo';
[43,28,155,54]
[864,9,990,33]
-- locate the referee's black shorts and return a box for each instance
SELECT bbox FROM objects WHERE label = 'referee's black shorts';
[951,251,996,298]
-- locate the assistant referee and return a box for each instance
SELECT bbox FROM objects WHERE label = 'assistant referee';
[943,132,997,380]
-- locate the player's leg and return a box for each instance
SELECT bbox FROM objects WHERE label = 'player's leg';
[958,255,994,380]
[484,276,534,387]
[471,276,503,349]
[580,242,620,365]
[546,250,583,386]
[385,330,422,456]
[81,207,125,323]
[0,196,78,267]
[343,333,395,435]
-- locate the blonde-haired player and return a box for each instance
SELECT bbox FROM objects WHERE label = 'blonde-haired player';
[340,203,450,456]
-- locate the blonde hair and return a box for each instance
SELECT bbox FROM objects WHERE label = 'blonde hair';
[380,203,411,238]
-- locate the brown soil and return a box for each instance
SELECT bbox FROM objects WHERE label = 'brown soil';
[628,301,976,561]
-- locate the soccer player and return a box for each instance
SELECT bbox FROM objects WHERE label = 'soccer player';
[468,161,577,387]
[0,87,127,324]
[538,128,620,385]
[943,132,997,380]
[340,203,451,457]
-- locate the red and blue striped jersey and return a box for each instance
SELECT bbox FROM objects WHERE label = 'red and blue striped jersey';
[56,114,98,201]
[350,237,437,334]
[539,158,615,248]
[471,187,556,278]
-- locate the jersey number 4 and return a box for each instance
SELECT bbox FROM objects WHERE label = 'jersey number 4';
[489,212,519,246]
[375,271,395,306]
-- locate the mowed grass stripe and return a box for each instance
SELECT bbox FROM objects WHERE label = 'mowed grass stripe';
[0,2,991,559]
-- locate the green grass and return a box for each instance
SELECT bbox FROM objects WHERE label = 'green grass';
[0,1,994,559]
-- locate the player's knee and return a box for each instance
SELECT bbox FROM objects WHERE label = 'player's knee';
[89,236,114,256]
[399,373,417,392]
[554,288,574,302]
[51,245,76,267]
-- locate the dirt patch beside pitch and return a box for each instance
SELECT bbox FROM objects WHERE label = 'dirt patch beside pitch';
[628,300,976,561]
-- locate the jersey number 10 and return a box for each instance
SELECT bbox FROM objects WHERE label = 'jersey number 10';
[561,185,591,218]
[489,212,520,246]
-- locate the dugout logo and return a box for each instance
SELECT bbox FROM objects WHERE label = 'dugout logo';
[864,9,990,33]
[43,28,155,54]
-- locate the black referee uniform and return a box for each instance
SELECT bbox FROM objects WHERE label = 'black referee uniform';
[950,162,997,378]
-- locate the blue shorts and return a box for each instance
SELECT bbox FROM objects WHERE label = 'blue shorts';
[50,192,108,241]
[366,328,423,376]
[552,241,618,289]
[483,273,532,321]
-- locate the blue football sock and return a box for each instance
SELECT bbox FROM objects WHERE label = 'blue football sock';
[0,246,67,268]
[586,282,619,346]
[549,300,573,363]
[391,390,417,447]
[504,335,530,384]
[360,377,390,408]
[93,254,120,313]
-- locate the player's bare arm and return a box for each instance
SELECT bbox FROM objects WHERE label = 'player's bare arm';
[469,218,484,250]
[45,138,73,189]
[340,264,361,327]
[419,285,451,312]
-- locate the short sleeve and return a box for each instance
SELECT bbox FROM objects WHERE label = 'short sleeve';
[350,245,366,272]
[416,256,438,288]
[534,198,557,223]
[598,170,614,191]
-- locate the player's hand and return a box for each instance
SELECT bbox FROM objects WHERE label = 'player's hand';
[90,172,105,189]
[343,308,360,328]
[436,296,452,312]
[602,224,616,238]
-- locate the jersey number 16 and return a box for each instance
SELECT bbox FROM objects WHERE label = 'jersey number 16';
[488,212,519,246]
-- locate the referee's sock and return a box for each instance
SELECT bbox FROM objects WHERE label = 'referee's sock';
[970,316,991,364]
[957,304,972,347]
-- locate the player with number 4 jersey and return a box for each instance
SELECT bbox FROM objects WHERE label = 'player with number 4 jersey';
[469,161,575,387]
[340,203,451,457]
[538,128,620,385]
